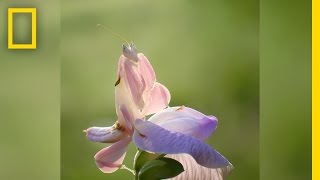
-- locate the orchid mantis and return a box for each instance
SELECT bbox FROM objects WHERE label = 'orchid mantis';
[84,43,233,179]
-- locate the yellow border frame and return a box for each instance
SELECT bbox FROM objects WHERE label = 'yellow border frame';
[313,0,319,179]
[8,8,37,49]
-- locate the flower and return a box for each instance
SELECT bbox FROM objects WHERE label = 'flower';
[143,107,234,179]
[133,107,231,169]
[84,43,232,178]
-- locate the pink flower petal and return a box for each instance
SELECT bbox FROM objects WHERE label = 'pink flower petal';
[123,59,146,109]
[148,106,218,141]
[94,137,131,173]
[133,119,230,168]
[117,55,126,77]
[137,53,156,89]
[84,126,128,143]
[116,53,170,117]
[118,104,135,134]
[115,77,141,131]
[144,82,171,115]
[167,154,233,180]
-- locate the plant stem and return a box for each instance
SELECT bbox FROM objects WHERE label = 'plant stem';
[121,165,135,176]
[133,149,142,168]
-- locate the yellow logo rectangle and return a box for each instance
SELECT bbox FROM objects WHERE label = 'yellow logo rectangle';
[8,8,37,49]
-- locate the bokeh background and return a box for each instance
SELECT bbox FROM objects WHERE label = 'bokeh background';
[0,0,311,180]
[260,0,311,179]
[61,0,259,180]
[0,1,60,180]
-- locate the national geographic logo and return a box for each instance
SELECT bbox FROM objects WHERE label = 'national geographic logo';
[7,8,37,49]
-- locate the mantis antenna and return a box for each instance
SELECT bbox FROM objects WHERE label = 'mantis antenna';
[97,24,130,46]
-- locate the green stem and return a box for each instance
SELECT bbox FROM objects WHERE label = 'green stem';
[133,149,142,168]
[133,149,141,180]
[121,165,135,176]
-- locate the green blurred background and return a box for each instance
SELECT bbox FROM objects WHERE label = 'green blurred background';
[0,1,60,180]
[0,0,311,180]
[260,0,311,179]
[61,0,258,180]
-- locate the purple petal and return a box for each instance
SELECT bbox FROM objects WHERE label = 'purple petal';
[84,126,128,143]
[133,119,230,168]
[167,154,233,180]
[148,106,218,141]
[94,137,131,173]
